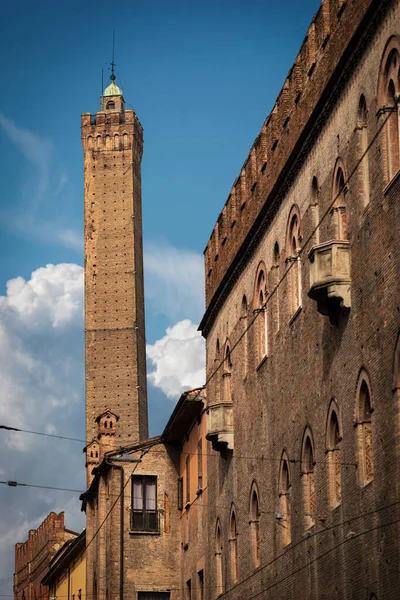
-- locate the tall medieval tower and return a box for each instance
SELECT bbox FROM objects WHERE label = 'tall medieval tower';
[81,72,148,457]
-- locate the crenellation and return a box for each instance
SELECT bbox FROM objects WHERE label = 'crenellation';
[203,0,382,308]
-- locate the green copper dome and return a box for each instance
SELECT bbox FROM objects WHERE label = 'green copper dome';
[103,81,123,97]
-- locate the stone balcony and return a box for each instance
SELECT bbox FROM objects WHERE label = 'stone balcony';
[308,240,351,316]
[206,402,234,451]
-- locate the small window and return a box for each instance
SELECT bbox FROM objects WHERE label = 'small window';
[197,439,203,491]
[326,402,342,509]
[106,100,115,110]
[198,570,204,600]
[177,477,183,511]
[356,376,374,486]
[186,454,191,505]
[131,476,158,532]
[186,579,191,600]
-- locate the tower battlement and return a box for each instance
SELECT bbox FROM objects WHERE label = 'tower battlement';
[203,0,375,312]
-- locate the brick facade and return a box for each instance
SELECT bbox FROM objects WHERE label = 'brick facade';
[14,512,77,600]
[199,0,400,598]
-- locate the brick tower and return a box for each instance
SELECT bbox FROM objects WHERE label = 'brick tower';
[81,72,148,454]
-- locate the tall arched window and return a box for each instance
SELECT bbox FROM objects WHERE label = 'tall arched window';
[356,372,374,486]
[249,483,260,569]
[301,430,316,530]
[270,242,280,335]
[229,507,238,585]
[357,96,370,206]
[326,401,342,509]
[378,37,400,183]
[241,295,248,378]
[332,162,348,240]
[311,176,320,245]
[279,453,291,547]
[223,342,232,402]
[286,206,302,316]
[254,264,267,363]
[214,339,221,403]
[114,134,120,150]
[215,520,223,595]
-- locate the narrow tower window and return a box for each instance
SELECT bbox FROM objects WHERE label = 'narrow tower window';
[356,376,374,486]
[223,342,232,402]
[332,164,348,240]
[215,521,223,595]
[241,295,248,378]
[301,432,316,530]
[286,207,302,316]
[357,96,370,206]
[229,509,239,584]
[326,403,342,509]
[249,485,260,568]
[279,455,292,547]
[254,264,267,363]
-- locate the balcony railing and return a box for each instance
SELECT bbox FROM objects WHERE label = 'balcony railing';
[206,402,234,451]
[308,240,351,316]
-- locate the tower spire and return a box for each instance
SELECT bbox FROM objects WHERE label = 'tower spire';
[110,30,116,81]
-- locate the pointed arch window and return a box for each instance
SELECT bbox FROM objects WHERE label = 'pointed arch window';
[254,264,267,363]
[223,342,232,402]
[326,402,342,509]
[270,243,280,335]
[286,206,302,316]
[249,484,260,568]
[357,96,370,206]
[332,163,348,240]
[215,520,223,595]
[356,373,374,486]
[378,38,400,183]
[241,295,248,378]
[229,508,238,584]
[279,454,291,547]
[301,432,316,530]
[311,176,320,245]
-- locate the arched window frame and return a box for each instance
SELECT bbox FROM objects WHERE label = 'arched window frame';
[285,205,302,316]
[278,452,292,547]
[241,295,248,378]
[331,159,348,240]
[215,519,223,595]
[326,400,342,510]
[311,176,320,245]
[301,428,316,530]
[270,242,280,335]
[229,505,239,585]
[223,340,232,402]
[214,339,221,403]
[106,100,116,110]
[249,481,261,569]
[377,36,400,184]
[355,369,374,486]
[253,262,268,364]
[356,95,370,207]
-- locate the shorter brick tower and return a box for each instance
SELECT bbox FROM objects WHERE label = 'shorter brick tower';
[81,72,148,459]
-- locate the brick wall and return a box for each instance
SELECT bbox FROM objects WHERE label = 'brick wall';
[201,1,400,598]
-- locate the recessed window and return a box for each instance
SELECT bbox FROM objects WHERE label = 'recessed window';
[131,476,158,532]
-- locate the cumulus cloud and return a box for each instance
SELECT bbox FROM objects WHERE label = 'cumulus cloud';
[147,319,205,399]
[0,264,85,594]
[144,244,204,322]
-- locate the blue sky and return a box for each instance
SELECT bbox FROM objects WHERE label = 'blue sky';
[0,0,320,591]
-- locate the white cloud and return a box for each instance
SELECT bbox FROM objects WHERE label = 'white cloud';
[144,244,204,322]
[147,319,205,398]
[0,264,85,594]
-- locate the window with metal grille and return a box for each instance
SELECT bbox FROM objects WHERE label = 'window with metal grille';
[131,476,158,532]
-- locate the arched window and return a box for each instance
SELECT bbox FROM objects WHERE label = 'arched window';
[378,37,400,183]
[326,401,342,509]
[105,135,111,150]
[249,483,260,568]
[286,206,302,316]
[114,134,120,150]
[96,135,102,149]
[87,136,93,150]
[357,96,370,206]
[332,161,348,240]
[106,100,115,110]
[215,520,223,595]
[123,133,129,149]
[311,176,320,245]
[254,263,267,363]
[279,453,291,547]
[214,339,221,403]
[241,295,248,378]
[223,341,232,402]
[229,507,238,584]
[356,372,374,486]
[270,242,280,335]
[301,430,316,530]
